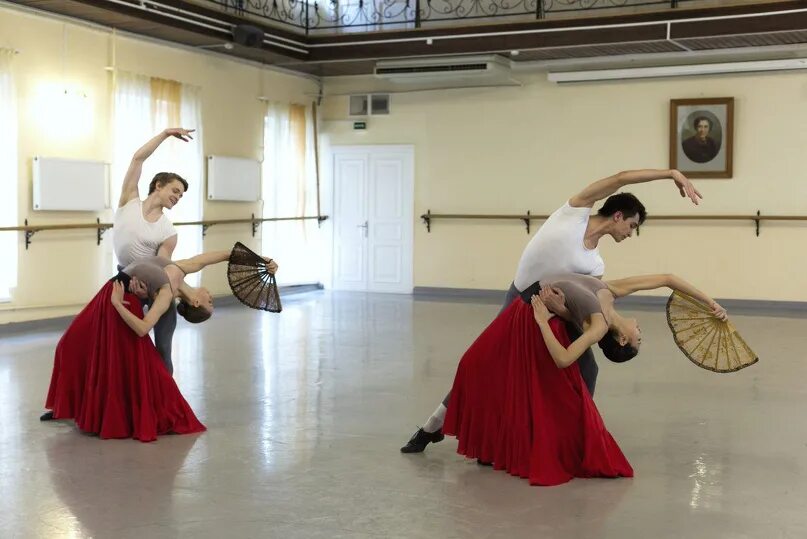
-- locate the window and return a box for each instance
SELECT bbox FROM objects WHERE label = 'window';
[262,102,323,285]
[0,50,18,301]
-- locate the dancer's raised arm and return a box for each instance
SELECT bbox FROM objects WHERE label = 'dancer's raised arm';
[118,128,195,207]
[569,169,701,208]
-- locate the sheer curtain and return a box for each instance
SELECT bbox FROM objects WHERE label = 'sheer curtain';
[112,72,204,285]
[111,71,151,219]
[262,102,322,285]
[173,83,204,285]
[0,49,18,301]
[147,79,204,286]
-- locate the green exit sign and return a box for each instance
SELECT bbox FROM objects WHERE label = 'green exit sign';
[353,121,367,130]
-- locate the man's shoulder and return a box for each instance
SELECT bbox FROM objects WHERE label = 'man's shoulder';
[546,201,591,225]
[116,197,141,213]
[158,211,176,229]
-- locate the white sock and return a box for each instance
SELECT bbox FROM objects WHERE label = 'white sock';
[423,404,447,433]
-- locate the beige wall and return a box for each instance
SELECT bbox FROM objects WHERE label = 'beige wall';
[0,5,318,323]
[3,5,806,326]
[320,69,807,302]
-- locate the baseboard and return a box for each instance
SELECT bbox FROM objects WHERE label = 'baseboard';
[0,283,325,334]
[213,283,324,307]
[413,286,807,317]
[413,286,505,304]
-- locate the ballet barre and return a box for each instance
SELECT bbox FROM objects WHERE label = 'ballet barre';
[0,214,330,250]
[419,210,807,236]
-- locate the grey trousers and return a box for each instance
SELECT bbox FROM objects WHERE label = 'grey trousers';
[147,298,177,375]
[441,282,599,407]
[118,266,177,375]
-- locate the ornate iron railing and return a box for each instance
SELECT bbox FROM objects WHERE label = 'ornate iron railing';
[210,0,689,33]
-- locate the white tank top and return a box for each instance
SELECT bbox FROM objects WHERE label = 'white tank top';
[513,201,605,291]
[113,199,177,267]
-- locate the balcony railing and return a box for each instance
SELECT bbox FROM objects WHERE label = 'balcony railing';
[208,0,693,34]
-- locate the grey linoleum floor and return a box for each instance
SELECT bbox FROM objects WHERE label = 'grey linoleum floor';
[1,290,805,538]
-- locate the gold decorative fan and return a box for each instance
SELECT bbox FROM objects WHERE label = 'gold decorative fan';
[666,291,758,373]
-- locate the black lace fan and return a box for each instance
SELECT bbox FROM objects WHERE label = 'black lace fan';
[227,242,281,313]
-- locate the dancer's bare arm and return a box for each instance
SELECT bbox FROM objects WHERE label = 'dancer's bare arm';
[605,274,726,320]
[118,128,195,207]
[174,250,278,275]
[531,296,608,369]
[157,234,178,259]
[568,169,701,208]
[173,251,230,275]
[110,282,173,337]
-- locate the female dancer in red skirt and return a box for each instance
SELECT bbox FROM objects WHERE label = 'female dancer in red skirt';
[41,249,278,442]
[443,273,725,486]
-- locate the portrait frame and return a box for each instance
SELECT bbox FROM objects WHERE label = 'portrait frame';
[669,97,734,179]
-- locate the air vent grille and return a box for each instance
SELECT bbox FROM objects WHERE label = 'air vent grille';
[375,63,489,75]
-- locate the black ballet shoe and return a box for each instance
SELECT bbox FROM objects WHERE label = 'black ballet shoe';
[476,459,493,466]
[39,411,54,421]
[400,427,444,453]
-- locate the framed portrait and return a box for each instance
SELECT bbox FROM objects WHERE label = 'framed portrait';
[669,97,734,178]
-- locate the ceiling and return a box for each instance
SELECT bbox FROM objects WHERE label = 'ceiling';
[6,0,807,77]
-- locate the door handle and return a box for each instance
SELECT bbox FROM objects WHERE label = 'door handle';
[357,220,368,238]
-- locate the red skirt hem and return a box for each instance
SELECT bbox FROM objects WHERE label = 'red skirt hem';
[44,281,206,443]
[443,300,633,486]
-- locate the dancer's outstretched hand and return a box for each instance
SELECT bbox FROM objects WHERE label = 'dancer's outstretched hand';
[262,257,278,274]
[165,128,195,142]
[671,169,702,205]
[110,280,129,307]
[531,295,553,324]
[710,301,728,321]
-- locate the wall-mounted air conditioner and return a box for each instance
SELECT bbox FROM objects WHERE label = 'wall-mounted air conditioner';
[374,55,512,84]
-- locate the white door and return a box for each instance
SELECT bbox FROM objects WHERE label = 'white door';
[333,146,414,293]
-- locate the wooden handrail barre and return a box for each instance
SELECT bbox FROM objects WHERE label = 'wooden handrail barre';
[419,210,807,236]
[0,215,330,249]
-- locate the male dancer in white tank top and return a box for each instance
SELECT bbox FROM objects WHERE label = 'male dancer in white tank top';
[401,168,703,453]
[113,127,195,375]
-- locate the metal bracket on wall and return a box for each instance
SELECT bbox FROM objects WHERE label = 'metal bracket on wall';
[24,219,35,250]
[96,218,112,245]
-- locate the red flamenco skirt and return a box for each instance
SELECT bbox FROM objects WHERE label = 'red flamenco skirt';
[44,280,206,442]
[443,299,633,486]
